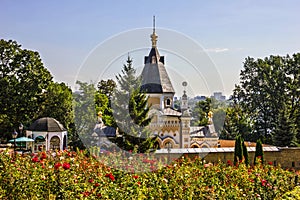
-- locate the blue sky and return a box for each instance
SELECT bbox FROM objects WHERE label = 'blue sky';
[1,0,300,97]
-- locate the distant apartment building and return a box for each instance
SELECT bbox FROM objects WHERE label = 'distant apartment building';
[211,92,226,101]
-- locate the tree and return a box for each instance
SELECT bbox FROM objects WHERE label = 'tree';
[232,54,300,145]
[192,98,211,126]
[220,104,252,141]
[212,108,226,135]
[254,139,264,164]
[39,82,74,133]
[72,81,97,149]
[95,79,117,127]
[234,135,243,165]
[97,79,116,99]
[112,56,156,152]
[0,39,53,141]
[273,103,298,147]
[242,140,249,166]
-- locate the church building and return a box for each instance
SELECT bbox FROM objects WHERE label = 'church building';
[140,17,218,149]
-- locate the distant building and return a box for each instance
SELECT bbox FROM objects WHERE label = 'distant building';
[211,92,226,101]
[194,95,206,101]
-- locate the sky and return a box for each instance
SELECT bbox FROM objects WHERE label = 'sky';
[1,0,300,98]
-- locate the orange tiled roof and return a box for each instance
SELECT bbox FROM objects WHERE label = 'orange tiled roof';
[217,140,271,148]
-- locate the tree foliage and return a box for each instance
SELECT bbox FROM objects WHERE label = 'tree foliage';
[234,135,243,166]
[254,139,264,164]
[95,79,116,128]
[0,39,53,140]
[232,54,300,145]
[72,81,97,149]
[97,79,116,99]
[39,82,74,132]
[273,103,298,147]
[112,56,156,152]
[192,97,211,126]
[220,104,253,141]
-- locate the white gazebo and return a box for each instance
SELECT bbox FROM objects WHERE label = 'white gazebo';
[26,117,68,152]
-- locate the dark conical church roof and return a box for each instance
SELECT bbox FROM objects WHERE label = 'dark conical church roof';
[28,117,66,132]
[140,19,175,94]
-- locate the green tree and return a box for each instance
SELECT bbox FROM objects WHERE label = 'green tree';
[220,104,252,141]
[112,56,156,152]
[234,135,243,165]
[39,82,74,133]
[242,140,249,166]
[192,98,211,126]
[212,108,226,135]
[273,103,298,147]
[232,54,300,144]
[254,139,264,164]
[97,79,116,99]
[95,79,117,127]
[72,81,97,149]
[0,39,53,140]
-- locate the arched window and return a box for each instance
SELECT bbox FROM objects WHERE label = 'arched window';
[166,98,171,106]
[50,136,60,150]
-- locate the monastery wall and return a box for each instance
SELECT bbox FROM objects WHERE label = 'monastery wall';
[156,147,300,170]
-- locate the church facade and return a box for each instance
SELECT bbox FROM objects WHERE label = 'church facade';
[140,18,218,149]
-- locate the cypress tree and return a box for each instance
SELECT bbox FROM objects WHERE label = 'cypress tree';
[234,135,243,165]
[242,139,249,166]
[254,139,264,164]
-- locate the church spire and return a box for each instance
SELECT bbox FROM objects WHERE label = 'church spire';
[151,15,158,47]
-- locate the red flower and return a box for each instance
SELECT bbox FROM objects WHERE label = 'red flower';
[150,165,156,171]
[54,162,62,170]
[227,160,232,166]
[105,173,115,181]
[133,175,139,179]
[82,191,90,197]
[268,161,273,165]
[40,152,47,160]
[32,156,39,163]
[88,179,94,183]
[137,181,141,186]
[94,183,100,187]
[62,162,70,170]
[261,179,267,186]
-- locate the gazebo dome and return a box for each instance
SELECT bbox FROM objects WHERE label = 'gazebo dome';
[28,117,66,132]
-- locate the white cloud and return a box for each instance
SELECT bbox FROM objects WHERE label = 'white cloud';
[205,48,229,53]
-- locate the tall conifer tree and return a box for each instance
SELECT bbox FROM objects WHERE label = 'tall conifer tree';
[254,139,264,164]
[273,103,298,147]
[112,56,156,152]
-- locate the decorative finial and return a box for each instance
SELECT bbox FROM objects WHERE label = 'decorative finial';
[151,15,158,47]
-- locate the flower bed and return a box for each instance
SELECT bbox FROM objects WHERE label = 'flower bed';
[0,150,298,199]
